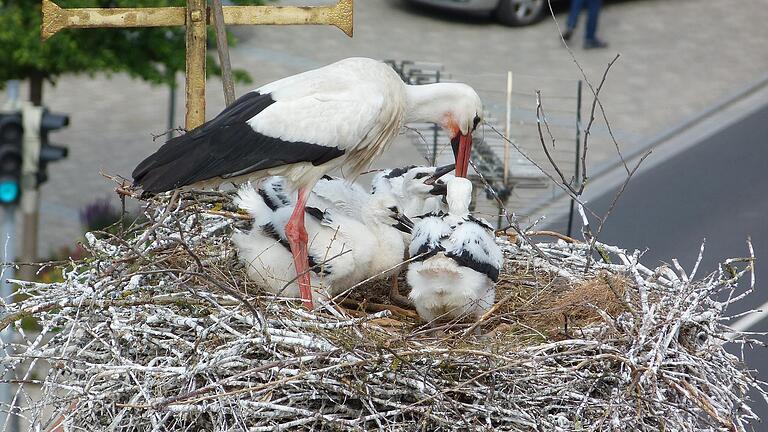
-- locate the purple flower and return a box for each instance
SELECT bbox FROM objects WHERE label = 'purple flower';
[80,197,122,232]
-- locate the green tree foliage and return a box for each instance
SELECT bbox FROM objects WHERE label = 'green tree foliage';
[0,0,260,102]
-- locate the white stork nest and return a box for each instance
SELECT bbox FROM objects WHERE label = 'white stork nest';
[0,190,765,431]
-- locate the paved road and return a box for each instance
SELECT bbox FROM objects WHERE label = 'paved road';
[548,103,768,424]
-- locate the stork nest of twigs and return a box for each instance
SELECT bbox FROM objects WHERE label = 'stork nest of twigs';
[1,189,765,431]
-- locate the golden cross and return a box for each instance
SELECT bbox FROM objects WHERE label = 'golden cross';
[41,0,353,129]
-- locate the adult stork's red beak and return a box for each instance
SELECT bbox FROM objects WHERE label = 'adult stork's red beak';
[451,132,472,178]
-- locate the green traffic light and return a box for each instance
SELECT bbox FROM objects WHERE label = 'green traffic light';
[0,180,19,203]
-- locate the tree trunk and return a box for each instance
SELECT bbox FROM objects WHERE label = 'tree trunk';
[29,72,44,106]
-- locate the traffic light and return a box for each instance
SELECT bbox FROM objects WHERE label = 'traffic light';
[38,109,69,185]
[0,107,70,205]
[0,112,23,205]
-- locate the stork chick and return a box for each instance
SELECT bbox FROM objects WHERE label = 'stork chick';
[233,182,412,300]
[371,164,454,217]
[406,177,503,324]
[310,165,454,306]
[247,169,451,306]
[367,164,455,306]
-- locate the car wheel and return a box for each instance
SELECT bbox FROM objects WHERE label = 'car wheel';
[495,0,547,26]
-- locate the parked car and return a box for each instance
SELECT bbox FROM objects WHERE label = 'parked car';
[406,0,550,27]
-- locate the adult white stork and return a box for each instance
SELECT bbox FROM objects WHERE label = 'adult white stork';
[132,57,483,309]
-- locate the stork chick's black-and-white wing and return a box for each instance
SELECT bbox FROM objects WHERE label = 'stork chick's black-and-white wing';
[232,182,368,298]
[408,213,502,282]
[133,58,406,193]
[257,176,294,210]
[310,175,371,219]
[443,216,503,282]
[408,212,451,259]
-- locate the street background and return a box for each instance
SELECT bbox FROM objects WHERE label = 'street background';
[23,0,768,254]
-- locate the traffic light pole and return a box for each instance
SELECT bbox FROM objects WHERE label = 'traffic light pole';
[0,82,24,432]
[0,206,19,432]
[19,105,43,282]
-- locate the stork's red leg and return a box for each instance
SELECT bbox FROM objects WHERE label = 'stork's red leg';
[285,187,313,309]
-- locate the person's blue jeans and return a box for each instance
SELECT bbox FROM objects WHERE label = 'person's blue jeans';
[566,0,603,41]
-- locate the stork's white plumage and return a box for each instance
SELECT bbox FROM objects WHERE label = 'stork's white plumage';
[233,181,412,299]
[364,164,455,306]
[407,177,503,323]
[254,164,452,226]
[132,57,483,309]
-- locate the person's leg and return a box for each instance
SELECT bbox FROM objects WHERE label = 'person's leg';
[566,0,584,30]
[584,0,608,48]
[563,0,584,40]
[585,0,601,40]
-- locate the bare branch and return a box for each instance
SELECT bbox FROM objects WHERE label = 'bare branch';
[580,53,622,192]
[484,123,600,220]
[536,91,573,191]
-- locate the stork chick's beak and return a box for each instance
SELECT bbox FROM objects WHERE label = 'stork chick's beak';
[452,133,472,178]
[392,213,415,234]
[429,183,448,196]
[423,163,455,185]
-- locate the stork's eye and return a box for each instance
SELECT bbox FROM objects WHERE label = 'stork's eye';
[414,172,429,179]
[388,206,398,213]
[472,115,481,131]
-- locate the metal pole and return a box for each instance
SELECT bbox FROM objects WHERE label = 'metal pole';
[567,80,583,237]
[432,124,438,165]
[1,91,21,432]
[1,88,20,432]
[1,206,19,432]
[168,74,177,138]
[497,203,503,229]
[19,105,43,282]
[504,71,512,185]
[185,0,207,129]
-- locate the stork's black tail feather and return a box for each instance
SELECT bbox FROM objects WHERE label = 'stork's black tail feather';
[132,92,278,193]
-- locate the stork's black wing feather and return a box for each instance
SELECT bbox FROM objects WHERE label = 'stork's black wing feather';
[445,249,500,282]
[444,218,502,282]
[132,92,345,193]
